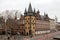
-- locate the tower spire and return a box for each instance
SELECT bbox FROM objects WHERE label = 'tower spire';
[37,10,40,14]
[24,8,27,13]
[34,8,35,13]
[55,16,58,22]
[15,10,18,19]
[28,3,32,12]
[24,8,27,16]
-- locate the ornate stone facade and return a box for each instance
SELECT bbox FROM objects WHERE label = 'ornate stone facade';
[24,3,36,36]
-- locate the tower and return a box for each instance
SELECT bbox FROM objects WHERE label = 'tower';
[15,11,18,20]
[44,12,49,21]
[24,3,36,36]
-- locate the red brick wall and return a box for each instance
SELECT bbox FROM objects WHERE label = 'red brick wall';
[36,20,50,31]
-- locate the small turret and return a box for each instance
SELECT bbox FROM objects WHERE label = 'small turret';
[24,8,27,16]
[25,8,27,13]
[15,11,18,20]
[55,16,58,22]
[34,8,35,13]
[37,10,40,14]
[44,12,49,21]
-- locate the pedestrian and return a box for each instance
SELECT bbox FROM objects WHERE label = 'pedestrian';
[7,34,10,40]
[8,37,10,40]
[14,35,16,40]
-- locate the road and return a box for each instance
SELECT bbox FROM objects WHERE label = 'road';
[24,31,60,40]
[0,31,60,40]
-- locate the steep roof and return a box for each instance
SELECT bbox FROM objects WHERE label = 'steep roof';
[28,3,32,13]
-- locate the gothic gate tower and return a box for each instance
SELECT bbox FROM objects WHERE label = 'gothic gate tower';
[24,3,36,36]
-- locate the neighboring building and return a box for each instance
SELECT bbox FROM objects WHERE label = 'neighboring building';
[24,3,36,36]
[19,14,24,35]
[56,22,60,31]
[49,19,56,32]
[6,18,16,34]
[6,13,20,34]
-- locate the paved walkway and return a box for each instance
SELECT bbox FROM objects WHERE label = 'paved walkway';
[0,35,23,40]
[0,31,60,40]
[29,31,60,40]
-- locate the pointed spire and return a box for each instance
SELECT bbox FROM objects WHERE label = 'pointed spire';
[44,12,47,17]
[24,8,27,16]
[44,12,48,16]
[44,12,46,15]
[28,3,32,12]
[15,10,18,19]
[44,13,48,17]
[34,8,35,13]
[55,16,58,22]
[24,8,27,13]
[44,12,49,21]
[37,10,40,14]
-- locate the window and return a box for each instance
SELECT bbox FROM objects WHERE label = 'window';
[34,18,35,20]
[25,27,27,29]
[25,22,27,24]
[31,18,33,20]
[28,18,30,20]
[33,27,35,29]
[28,23,30,24]
[28,27,30,29]
[25,18,26,20]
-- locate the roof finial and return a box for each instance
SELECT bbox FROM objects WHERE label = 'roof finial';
[37,10,40,13]
[28,3,32,12]
[55,16,58,22]
[34,8,35,13]
[24,8,27,13]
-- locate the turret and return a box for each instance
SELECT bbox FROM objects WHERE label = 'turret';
[24,8,27,16]
[15,11,18,20]
[28,3,33,13]
[44,12,49,21]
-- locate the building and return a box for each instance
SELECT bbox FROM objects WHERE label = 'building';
[49,19,56,32]
[24,3,50,36]
[0,3,59,36]
[6,12,21,35]
[6,17,17,34]
[56,22,60,31]
[35,11,50,34]
[24,3,36,36]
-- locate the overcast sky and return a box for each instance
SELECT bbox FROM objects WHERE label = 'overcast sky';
[0,0,60,21]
